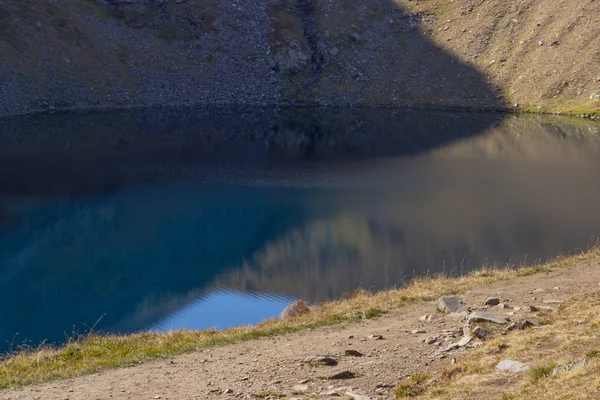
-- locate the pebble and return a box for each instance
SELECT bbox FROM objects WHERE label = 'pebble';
[367,335,384,340]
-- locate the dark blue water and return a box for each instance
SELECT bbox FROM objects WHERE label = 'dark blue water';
[1,108,600,352]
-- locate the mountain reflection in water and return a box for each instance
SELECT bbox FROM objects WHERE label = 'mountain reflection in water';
[0,109,599,351]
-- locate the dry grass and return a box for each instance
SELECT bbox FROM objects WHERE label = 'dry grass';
[1,247,599,390]
[395,251,600,399]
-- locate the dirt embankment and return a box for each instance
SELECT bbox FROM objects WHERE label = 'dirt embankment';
[0,0,599,117]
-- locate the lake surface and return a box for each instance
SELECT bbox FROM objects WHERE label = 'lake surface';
[1,108,600,352]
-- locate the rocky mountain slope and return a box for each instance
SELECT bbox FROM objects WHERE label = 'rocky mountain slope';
[0,0,599,116]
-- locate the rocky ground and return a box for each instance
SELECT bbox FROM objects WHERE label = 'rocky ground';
[1,0,599,117]
[3,257,599,400]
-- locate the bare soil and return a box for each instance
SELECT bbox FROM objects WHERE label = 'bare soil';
[3,257,600,400]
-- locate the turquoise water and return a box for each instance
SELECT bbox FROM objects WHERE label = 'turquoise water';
[1,108,599,352]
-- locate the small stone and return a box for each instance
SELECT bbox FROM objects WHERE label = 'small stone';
[451,358,457,364]
[468,311,508,324]
[457,336,472,347]
[551,359,590,376]
[484,297,500,306]
[298,379,310,384]
[496,360,530,373]
[527,305,540,312]
[411,330,426,334]
[298,356,338,366]
[344,350,364,357]
[329,370,356,380]
[425,337,438,345]
[367,335,384,340]
[223,389,233,394]
[349,33,362,42]
[506,320,535,331]
[438,296,467,313]
[472,326,492,339]
[375,383,394,389]
[495,303,510,309]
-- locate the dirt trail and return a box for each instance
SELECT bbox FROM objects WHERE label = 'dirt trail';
[3,258,600,400]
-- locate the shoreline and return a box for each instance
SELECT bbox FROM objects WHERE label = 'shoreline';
[1,246,599,392]
[0,102,599,122]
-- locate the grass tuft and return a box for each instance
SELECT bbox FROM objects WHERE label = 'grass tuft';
[530,362,558,382]
[395,373,430,398]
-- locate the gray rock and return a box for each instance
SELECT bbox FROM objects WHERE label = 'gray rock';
[223,388,234,394]
[329,370,356,380]
[527,305,540,312]
[438,296,467,313]
[411,329,426,334]
[425,336,438,345]
[348,33,362,42]
[551,359,590,376]
[484,297,500,306]
[344,350,364,357]
[496,360,530,373]
[329,47,340,56]
[506,320,535,331]
[367,334,384,340]
[273,48,309,74]
[457,336,472,347]
[298,356,338,366]
[472,326,492,339]
[468,311,509,324]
